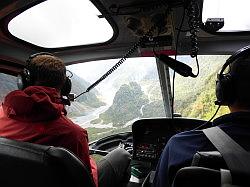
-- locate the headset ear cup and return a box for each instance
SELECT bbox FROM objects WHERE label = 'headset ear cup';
[215,74,234,105]
[215,78,224,105]
[17,74,25,90]
[17,68,31,90]
[61,77,72,96]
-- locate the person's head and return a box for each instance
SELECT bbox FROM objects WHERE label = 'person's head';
[216,46,250,112]
[17,52,73,97]
[228,56,250,111]
[26,53,66,91]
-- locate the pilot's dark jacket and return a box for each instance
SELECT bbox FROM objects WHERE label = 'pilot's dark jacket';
[153,112,250,187]
[0,86,98,187]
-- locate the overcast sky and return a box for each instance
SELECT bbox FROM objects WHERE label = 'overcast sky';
[8,0,113,48]
[202,0,250,32]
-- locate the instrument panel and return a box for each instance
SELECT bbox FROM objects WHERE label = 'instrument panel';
[132,118,209,164]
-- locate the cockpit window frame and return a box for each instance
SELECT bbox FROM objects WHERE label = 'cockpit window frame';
[0,0,119,51]
[198,0,250,36]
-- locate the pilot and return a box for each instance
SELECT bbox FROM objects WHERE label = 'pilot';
[153,45,250,187]
[0,53,131,187]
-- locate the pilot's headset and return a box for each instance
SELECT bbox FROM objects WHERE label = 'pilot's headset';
[17,52,72,97]
[215,45,250,106]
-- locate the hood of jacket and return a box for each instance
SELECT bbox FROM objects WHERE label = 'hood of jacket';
[2,86,65,122]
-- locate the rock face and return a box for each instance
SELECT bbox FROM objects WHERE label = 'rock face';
[0,73,17,103]
[99,82,149,126]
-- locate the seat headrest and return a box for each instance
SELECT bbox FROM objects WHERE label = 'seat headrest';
[173,166,221,187]
[0,137,95,187]
[192,151,227,170]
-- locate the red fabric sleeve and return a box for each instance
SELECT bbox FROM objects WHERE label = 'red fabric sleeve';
[0,105,4,118]
[90,156,98,186]
[76,135,98,187]
[63,130,98,187]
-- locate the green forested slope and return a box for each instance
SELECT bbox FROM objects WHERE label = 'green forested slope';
[87,55,231,141]
[93,55,231,127]
[175,55,230,120]
[98,82,149,126]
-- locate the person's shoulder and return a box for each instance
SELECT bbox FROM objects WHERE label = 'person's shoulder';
[3,89,25,101]
[172,129,205,140]
[167,129,207,148]
[54,115,88,138]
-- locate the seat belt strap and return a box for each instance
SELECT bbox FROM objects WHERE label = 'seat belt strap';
[203,127,250,178]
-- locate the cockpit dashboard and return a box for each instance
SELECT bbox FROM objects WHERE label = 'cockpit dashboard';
[132,118,209,165]
[90,117,210,167]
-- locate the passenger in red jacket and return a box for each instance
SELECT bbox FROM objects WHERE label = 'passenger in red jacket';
[0,53,131,187]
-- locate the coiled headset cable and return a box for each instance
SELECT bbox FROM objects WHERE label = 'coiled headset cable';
[187,0,200,58]
[74,25,156,100]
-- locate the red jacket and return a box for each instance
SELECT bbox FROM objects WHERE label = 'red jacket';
[0,105,3,118]
[0,86,98,186]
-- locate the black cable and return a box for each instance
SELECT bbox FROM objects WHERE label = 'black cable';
[152,26,161,57]
[171,71,176,119]
[66,70,73,78]
[175,27,192,32]
[187,0,200,58]
[74,25,156,100]
[194,105,221,130]
[172,6,186,119]
[191,55,200,78]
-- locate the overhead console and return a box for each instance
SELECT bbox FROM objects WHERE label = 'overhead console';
[132,118,209,165]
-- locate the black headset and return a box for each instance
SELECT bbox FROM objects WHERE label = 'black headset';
[215,45,250,106]
[17,52,72,96]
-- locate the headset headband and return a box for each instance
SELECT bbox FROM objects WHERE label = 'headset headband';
[26,52,55,66]
[219,45,250,76]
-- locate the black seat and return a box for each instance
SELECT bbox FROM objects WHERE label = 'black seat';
[173,126,250,187]
[173,166,245,187]
[172,166,221,187]
[191,151,227,170]
[172,151,248,187]
[0,137,95,187]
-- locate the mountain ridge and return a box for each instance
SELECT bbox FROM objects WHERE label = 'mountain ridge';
[0,72,105,118]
